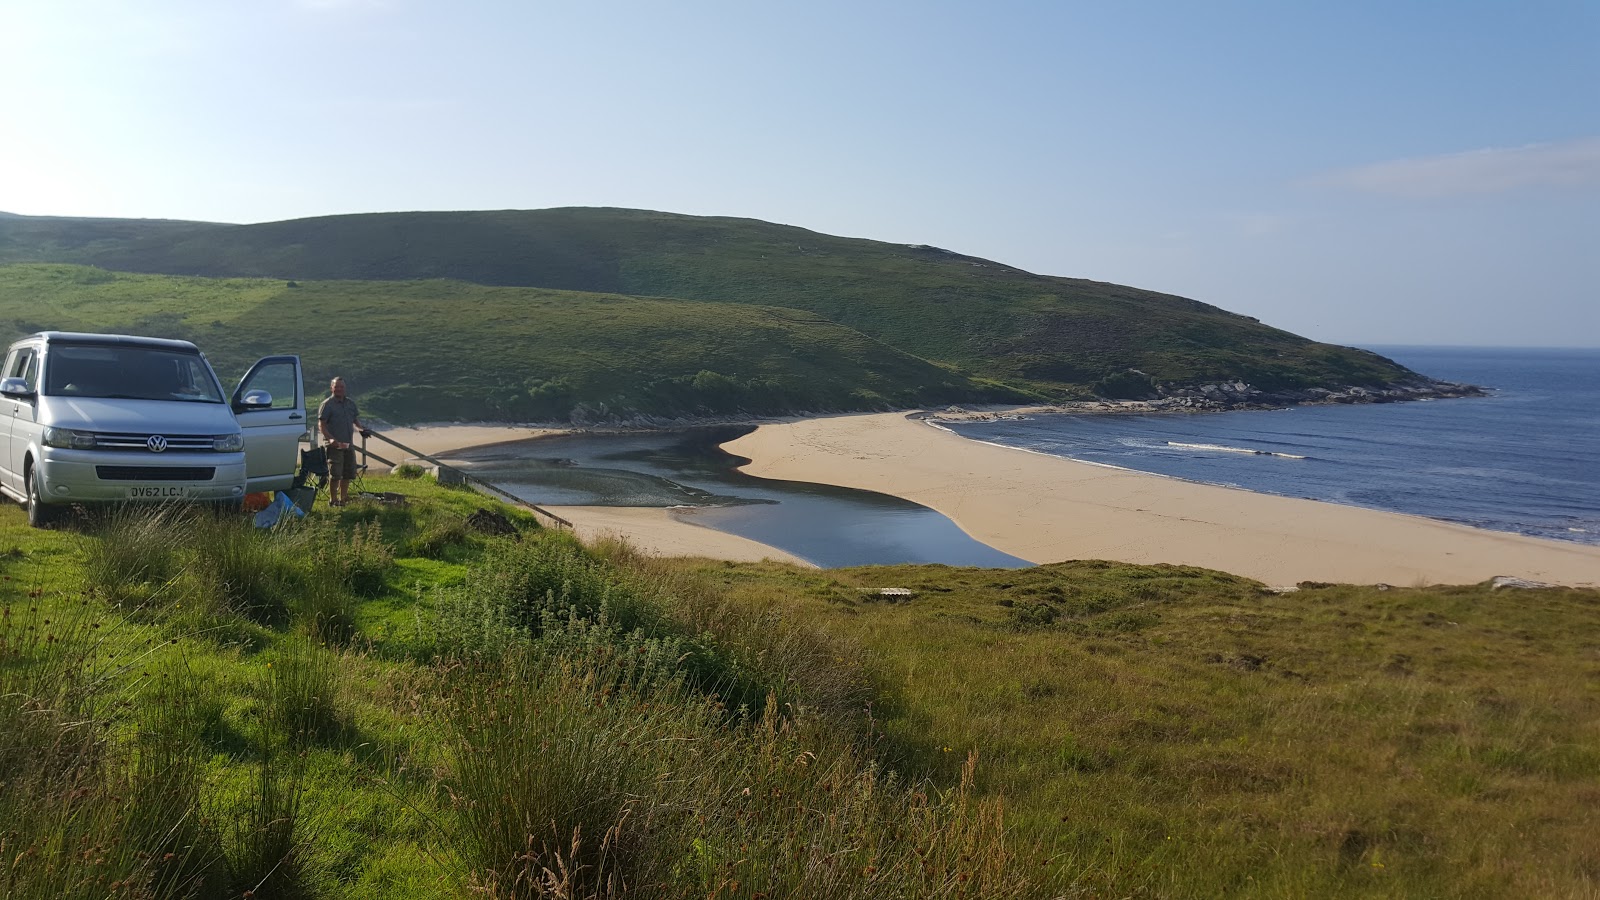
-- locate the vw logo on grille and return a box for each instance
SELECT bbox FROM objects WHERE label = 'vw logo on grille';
[146,435,168,453]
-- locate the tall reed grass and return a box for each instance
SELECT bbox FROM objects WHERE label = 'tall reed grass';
[444,646,1040,899]
[0,602,225,899]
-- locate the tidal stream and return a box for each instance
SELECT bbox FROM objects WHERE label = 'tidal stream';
[449,427,1029,569]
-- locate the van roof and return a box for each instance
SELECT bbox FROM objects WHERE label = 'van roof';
[23,331,202,353]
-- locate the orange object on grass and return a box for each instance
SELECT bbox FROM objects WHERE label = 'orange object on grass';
[243,492,272,513]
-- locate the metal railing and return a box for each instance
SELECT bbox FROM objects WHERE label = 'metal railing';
[342,429,573,530]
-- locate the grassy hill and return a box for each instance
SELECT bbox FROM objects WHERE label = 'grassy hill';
[0,264,1023,423]
[0,213,221,264]
[5,483,1596,898]
[0,208,1425,397]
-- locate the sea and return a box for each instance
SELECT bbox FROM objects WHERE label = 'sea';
[948,346,1600,546]
[455,346,1598,566]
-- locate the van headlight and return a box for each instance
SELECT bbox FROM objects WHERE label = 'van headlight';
[213,433,245,452]
[42,427,97,450]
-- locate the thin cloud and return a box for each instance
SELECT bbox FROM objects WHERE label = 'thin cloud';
[1313,137,1600,198]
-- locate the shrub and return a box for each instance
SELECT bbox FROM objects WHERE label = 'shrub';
[440,534,658,642]
[306,518,395,598]
[393,462,425,479]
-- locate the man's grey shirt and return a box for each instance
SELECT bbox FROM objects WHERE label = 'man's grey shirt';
[318,396,361,443]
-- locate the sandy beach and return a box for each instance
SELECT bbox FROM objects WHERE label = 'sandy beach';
[368,424,563,462]
[723,412,1600,587]
[366,424,810,567]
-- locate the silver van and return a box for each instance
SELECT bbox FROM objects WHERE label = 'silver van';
[0,332,306,527]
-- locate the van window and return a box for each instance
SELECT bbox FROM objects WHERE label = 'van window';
[44,344,224,403]
[6,348,38,390]
[237,359,299,409]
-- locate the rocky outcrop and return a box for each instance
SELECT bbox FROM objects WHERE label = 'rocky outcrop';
[1140,377,1484,411]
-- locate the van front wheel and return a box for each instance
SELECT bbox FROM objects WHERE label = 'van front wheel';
[25,464,64,529]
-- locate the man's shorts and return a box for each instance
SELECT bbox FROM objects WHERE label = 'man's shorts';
[329,445,359,481]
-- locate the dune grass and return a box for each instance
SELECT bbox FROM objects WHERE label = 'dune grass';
[3,477,1596,897]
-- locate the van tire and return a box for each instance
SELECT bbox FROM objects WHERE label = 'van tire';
[25,463,63,529]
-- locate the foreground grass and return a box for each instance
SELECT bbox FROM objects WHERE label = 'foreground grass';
[3,478,1596,898]
[0,478,1033,899]
[657,558,1600,898]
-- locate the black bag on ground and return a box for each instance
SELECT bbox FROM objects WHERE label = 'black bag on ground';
[284,485,318,513]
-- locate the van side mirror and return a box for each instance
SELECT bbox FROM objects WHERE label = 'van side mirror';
[0,377,34,398]
[237,389,273,409]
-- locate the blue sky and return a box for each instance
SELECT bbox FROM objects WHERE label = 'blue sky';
[2,0,1596,346]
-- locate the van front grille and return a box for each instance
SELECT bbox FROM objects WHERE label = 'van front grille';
[92,432,217,452]
[96,466,216,482]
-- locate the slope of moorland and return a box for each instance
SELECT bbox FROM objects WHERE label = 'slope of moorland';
[0,264,1023,422]
[5,481,1597,898]
[0,213,222,263]
[0,208,1433,398]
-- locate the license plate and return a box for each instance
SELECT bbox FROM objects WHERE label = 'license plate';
[128,486,188,500]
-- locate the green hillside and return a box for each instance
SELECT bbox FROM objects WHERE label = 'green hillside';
[0,208,1426,396]
[0,213,221,263]
[0,264,1022,423]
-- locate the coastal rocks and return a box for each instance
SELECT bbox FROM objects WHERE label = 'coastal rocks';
[1112,376,1484,412]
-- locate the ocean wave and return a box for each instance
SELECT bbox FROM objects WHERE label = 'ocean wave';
[1167,441,1306,459]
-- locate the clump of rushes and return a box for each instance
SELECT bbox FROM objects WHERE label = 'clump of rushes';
[182,516,299,624]
[78,503,189,609]
[225,747,308,899]
[1,601,226,899]
[223,644,328,898]
[296,569,358,645]
[264,638,341,748]
[313,519,394,597]
[446,647,680,896]
[124,657,228,898]
[408,517,470,560]
[393,462,425,479]
[444,645,1039,899]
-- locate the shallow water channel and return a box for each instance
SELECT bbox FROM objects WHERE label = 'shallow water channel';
[448,427,1028,569]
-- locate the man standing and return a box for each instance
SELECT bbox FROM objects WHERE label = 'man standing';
[318,377,367,507]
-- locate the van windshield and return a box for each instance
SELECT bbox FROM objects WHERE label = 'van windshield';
[44,344,225,403]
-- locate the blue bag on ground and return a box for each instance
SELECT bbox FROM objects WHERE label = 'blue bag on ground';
[253,491,308,528]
